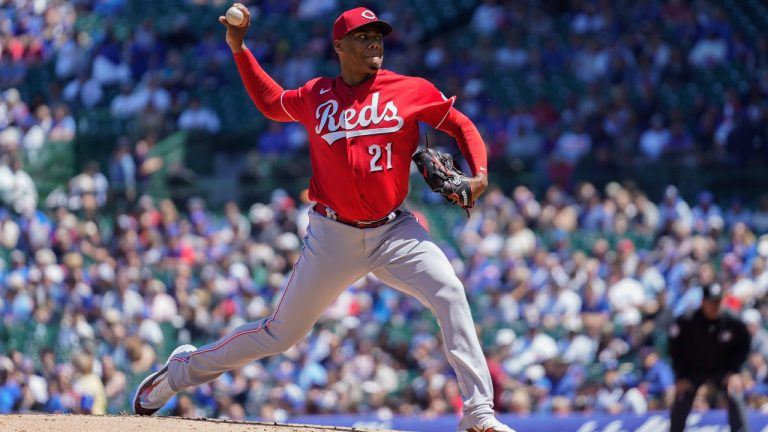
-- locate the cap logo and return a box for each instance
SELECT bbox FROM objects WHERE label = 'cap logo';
[361,9,376,20]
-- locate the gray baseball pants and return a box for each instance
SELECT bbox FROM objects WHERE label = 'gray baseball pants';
[166,209,495,428]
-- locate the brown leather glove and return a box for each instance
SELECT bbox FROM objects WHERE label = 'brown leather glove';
[412,148,473,209]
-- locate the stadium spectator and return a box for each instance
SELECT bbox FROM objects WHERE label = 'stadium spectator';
[691,190,723,233]
[637,350,675,406]
[21,104,52,162]
[136,100,169,138]
[638,114,671,161]
[549,120,591,187]
[108,136,138,203]
[111,83,141,119]
[91,32,131,86]
[471,0,505,36]
[72,161,109,206]
[101,355,128,413]
[743,309,768,360]
[55,32,90,81]
[178,98,221,134]
[0,157,37,215]
[63,70,104,110]
[48,104,76,142]
[689,30,728,68]
[71,351,107,415]
[130,75,172,115]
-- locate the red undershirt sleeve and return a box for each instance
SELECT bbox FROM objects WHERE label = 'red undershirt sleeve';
[233,48,295,122]
[437,108,488,176]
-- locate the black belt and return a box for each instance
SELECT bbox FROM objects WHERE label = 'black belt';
[313,203,401,229]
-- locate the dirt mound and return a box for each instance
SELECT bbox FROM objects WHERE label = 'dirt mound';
[1,414,399,432]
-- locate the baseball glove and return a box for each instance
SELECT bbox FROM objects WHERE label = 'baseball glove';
[413,148,474,209]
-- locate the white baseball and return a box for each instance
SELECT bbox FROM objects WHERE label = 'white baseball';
[226,7,245,26]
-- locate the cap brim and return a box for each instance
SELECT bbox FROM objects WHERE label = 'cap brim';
[345,21,393,38]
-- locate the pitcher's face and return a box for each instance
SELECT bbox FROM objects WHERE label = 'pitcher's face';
[336,26,384,73]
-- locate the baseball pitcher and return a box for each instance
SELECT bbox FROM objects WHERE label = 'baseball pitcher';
[134,5,514,432]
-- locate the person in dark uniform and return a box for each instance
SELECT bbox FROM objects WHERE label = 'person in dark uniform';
[667,283,751,432]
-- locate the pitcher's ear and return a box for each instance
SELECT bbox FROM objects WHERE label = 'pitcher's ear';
[333,40,342,54]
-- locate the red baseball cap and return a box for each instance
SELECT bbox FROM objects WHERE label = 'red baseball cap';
[332,7,392,40]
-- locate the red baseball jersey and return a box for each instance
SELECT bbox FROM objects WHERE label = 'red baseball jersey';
[280,70,455,221]
[233,49,487,222]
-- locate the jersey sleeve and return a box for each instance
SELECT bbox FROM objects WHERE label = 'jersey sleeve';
[233,49,291,122]
[280,78,321,124]
[412,78,456,129]
[233,49,316,123]
[410,78,488,176]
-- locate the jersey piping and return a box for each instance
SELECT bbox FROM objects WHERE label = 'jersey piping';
[280,90,297,121]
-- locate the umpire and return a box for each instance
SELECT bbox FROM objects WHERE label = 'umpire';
[668,283,751,432]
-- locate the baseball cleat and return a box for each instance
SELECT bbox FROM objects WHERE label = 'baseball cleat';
[133,344,197,416]
[464,417,516,432]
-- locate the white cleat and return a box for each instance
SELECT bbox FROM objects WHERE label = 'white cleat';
[133,344,197,416]
[464,417,517,432]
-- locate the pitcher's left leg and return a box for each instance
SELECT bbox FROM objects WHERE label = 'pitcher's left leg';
[370,214,508,431]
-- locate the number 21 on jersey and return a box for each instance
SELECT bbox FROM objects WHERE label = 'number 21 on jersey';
[369,143,392,172]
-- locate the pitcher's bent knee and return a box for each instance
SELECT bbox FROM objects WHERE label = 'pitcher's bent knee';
[433,279,470,309]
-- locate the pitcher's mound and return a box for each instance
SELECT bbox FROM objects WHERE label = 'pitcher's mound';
[1,414,399,432]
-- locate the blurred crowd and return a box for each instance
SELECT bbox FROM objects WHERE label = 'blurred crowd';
[457,182,768,415]
[3,0,768,186]
[2,0,768,423]
[434,0,768,178]
[2,178,768,418]
[1,0,222,151]
[0,0,76,84]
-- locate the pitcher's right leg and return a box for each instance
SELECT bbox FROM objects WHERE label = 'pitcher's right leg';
[368,214,508,431]
[164,214,368,392]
